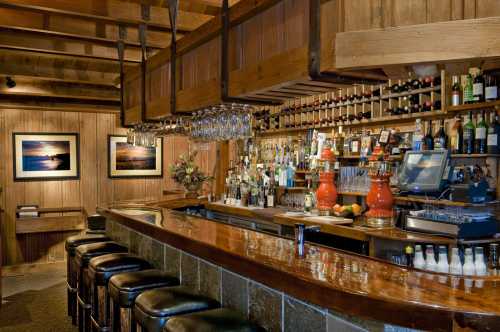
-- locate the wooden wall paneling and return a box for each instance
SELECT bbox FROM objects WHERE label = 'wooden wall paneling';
[463,0,477,19]
[427,0,453,22]
[79,112,98,215]
[228,24,241,71]
[283,0,309,51]
[451,0,465,20]
[97,113,115,207]
[389,0,427,26]
[476,0,500,17]
[240,13,262,68]
[60,112,81,216]
[261,1,285,61]
[146,61,171,119]
[342,0,382,32]
[4,110,26,265]
[320,0,340,72]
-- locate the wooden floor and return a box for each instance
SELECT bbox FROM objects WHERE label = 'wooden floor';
[0,262,76,332]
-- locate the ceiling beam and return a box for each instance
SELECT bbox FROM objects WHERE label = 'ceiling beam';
[0,25,165,50]
[0,74,117,87]
[0,44,140,66]
[0,0,210,32]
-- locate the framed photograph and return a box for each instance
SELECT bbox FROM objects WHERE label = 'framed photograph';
[13,132,80,181]
[108,135,163,178]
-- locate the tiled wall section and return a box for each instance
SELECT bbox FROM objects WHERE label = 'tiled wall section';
[107,219,420,332]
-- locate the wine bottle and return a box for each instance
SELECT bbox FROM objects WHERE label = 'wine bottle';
[473,69,485,103]
[450,116,463,154]
[463,112,475,154]
[485,75,498,101]
[423,120,434,150]
[464,74,474,104]
[451,75,461,106]
[487,111,500,154]
[434,120,448,150]
[475,110,488,154]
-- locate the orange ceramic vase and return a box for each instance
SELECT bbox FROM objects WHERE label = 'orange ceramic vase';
[316,146,337,214]
[365,173,394,227]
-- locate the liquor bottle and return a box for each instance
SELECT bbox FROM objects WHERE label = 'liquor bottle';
[451,75,461,106]
[235,182,242,206]
[475,110,488,154]
[423,120,434,150]
[304,179,313,213]
[473,68,485,103]
[434,120,448,150]
[463,112,475,154]
[449,116,463,154]
[404,245,414,268]
[464,74,474,104]
[267,180,275,208]
[487,112,500,154]
[412,119,424,151]
[489,243,499,270]
[485,75,498,101]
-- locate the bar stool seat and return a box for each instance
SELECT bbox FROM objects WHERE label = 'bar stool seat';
[76,242,128,332]
[134,286,220,332]
[66,234,110,324]
[88,253,152,331]
[109,269,180,331]
[164,308,264,332]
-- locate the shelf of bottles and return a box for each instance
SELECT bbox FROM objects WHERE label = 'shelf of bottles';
[253,70,446,134]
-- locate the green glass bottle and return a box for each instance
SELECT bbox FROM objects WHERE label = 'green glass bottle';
[464,74,474,104]
[475,110,488,154]
[463,112,475,154]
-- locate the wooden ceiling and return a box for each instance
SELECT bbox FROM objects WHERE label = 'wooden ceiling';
[0,0,232,113]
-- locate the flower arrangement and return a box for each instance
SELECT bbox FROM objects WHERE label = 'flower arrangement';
[169,151,213,196]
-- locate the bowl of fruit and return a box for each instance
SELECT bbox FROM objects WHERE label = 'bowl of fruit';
[332,203,363,218]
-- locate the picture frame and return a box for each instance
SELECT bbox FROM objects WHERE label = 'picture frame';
[13,132,80,181]
[108,135,163,178]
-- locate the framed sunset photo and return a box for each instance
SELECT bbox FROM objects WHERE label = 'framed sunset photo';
[108,135,163,178]
[13,133,80,181]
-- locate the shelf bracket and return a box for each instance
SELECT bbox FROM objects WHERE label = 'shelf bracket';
[117,25,133,128]
[168,0,178,114]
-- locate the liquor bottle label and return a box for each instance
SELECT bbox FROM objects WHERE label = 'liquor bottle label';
[473,83,484,96]
[452,93,460,106]
[476,127,487,139]
[351,140,359,153]
[267,195,274,207]
[487,134,498,146]
[485,86,498,100]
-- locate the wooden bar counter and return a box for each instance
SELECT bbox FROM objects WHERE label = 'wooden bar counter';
[99,199,500,332]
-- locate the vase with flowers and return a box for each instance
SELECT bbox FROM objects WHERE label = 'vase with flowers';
[169,151,213,198]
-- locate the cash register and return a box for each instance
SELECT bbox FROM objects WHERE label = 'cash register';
[397,150,498,239]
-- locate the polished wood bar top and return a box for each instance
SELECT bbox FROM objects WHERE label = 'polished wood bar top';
[205,202,455,244]
[100,201,500,331]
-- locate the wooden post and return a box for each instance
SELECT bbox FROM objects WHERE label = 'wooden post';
[215,141,230,199]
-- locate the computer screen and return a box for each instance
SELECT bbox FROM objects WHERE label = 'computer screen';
[398,150,448,193]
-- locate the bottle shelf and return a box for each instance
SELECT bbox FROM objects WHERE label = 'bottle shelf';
[258,110,447,136]
[446,100,500,113]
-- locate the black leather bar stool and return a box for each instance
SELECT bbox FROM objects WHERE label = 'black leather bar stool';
[88,253,152,332]
[76,242,128,332]
[66,234,110,324]
[164,308,265,332]
[87,214,107,232]
[134,286,220,332]
[109,269,180,332]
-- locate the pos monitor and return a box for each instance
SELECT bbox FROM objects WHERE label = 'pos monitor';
[398,150,450,194]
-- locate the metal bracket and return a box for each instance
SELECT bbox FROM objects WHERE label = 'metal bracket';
[139,5,150,123]
[117,25,133,128]
[167,0,178,114]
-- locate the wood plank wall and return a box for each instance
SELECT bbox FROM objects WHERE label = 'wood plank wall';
[0,109,216,266]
